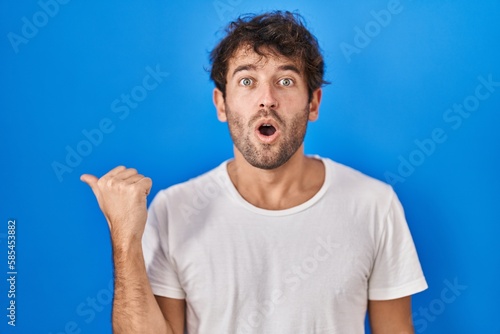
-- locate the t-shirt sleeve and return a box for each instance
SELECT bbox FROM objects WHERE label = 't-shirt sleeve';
[142,191,186,299]
[368,190,428,300]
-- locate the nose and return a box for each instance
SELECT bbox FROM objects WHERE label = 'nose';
[258,83,279,109]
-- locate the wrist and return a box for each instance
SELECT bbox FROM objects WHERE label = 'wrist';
[111,233,143,255]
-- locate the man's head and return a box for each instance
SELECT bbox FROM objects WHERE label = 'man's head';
[210,11,327,170]
[210,11,327,101]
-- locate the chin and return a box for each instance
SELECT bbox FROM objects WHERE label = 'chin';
[245,154,292,170]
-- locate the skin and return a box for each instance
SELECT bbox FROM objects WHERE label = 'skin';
[213,46,324,210]
[80,167,184,334]
[81,45,415,333]
[369,296,415,334]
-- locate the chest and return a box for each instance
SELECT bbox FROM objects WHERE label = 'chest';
[171,213,375,330]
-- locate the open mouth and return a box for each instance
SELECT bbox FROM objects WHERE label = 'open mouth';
[255,120,280,144]
[258,123,277,137]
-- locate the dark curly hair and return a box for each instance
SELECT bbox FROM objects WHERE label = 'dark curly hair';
[209,11,328,101]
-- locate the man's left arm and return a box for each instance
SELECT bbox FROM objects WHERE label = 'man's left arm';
[368,296,414,334]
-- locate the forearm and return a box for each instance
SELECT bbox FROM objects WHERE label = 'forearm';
[112,240,172,334]
[80,168,176,332]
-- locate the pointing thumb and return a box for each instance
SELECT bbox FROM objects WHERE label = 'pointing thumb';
[80,174,99,192]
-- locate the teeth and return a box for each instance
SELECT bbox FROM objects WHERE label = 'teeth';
[263,123,271,127]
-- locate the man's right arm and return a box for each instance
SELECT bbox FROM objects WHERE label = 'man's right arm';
[112,239,185,333]
[81,166,185,334]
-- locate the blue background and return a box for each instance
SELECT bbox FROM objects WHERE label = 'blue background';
[1,0,499,333]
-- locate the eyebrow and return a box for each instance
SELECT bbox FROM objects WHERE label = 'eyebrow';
[231,64,302,78]
[278,65,301,75]
[232,64,257,78]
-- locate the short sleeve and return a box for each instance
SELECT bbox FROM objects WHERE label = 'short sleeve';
[368,191,428,300]
[142,191,186,299]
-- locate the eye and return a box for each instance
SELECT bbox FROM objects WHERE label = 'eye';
[279,78,294,87]
[240,78,253,86]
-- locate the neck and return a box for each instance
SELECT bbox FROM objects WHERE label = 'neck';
[227,145,325,210]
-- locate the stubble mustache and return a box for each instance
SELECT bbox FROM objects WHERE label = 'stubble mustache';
[247,109,285,128]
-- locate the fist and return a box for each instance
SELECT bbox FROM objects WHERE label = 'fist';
[81,166,153,244]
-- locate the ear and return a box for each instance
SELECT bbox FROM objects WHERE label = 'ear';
[213,88,227,122]
[308,88,322,122]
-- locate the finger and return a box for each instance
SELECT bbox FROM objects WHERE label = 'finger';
[115,168,138,180]
[105,165,127,178]
[137,177,153,195]
[80,174,99,192]
[123,173,146,184]
[126,175,153,194]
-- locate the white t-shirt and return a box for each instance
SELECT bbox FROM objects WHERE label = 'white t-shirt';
[142,157,427,333]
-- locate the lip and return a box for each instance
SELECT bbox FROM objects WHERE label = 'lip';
[254,118,281,144]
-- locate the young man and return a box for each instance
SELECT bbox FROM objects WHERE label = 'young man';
[81,11,427,334]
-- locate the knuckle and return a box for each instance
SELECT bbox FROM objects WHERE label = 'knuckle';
[107,177,118,188]
[97,177,106,188]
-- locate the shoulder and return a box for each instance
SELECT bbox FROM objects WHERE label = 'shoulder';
[151,160,230,206]
[147,161,232,227]
[322,157,396,207]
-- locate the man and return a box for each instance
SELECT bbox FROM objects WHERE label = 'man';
[81,11,427,334]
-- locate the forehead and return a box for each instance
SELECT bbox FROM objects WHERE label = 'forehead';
[228,45,303,74]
